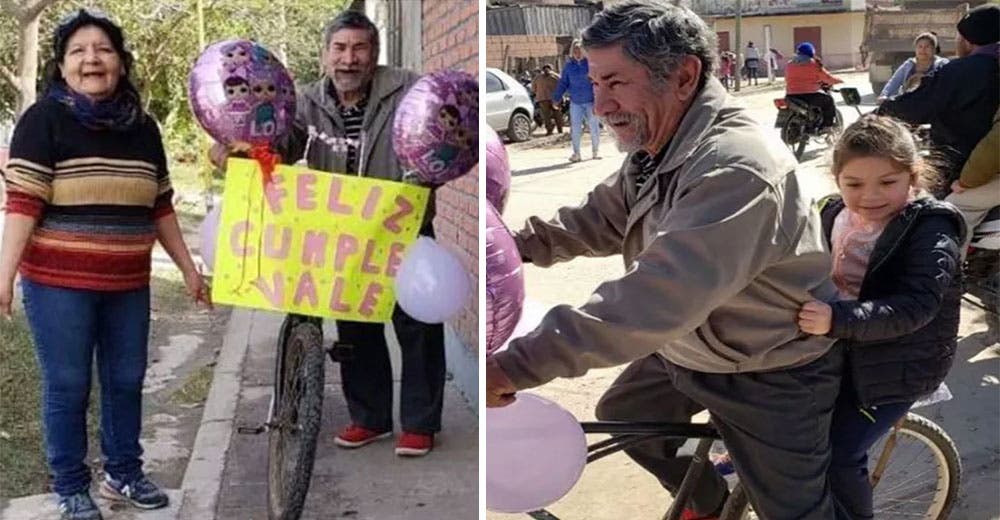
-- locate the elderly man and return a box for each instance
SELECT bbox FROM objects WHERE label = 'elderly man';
[532,64,563,135]
[212,11,444,457]
[486,2,843,518]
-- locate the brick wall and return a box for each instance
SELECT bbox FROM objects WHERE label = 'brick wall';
[422,0,479,355]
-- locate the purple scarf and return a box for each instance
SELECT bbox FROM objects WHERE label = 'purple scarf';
[47,82,141,131]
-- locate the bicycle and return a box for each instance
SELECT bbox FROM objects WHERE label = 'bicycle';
[238,313,353,520]
[525,411,960,520]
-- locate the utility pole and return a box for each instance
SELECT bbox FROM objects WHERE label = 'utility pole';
[734,0,742,92]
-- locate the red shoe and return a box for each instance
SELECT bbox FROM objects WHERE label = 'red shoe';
[395,431,434,457]
[680,509,719,520]
[334,424,391,449]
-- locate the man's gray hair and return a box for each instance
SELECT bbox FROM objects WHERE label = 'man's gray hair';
[322,10,380,51]
[581,0,718,90]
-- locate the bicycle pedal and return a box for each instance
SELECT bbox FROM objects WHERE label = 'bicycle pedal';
[236,424,266,435]
[328,341,356,362]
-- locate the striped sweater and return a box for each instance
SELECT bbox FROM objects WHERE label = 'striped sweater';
[2,97,174,291]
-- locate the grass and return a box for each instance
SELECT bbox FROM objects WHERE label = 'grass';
[168,364,215,406]
[0,313,100,498]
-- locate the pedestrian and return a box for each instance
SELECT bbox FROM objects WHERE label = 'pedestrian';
[877,32,949,102]
[553,40,601,162]
[486,2,844,518]
[799,115,964,519]
[212,10,448,457]
[0,8,209,519]
[719,52,733,90]
[532,64,563,135]
[744,41,760,85]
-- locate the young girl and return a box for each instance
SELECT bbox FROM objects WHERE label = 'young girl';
[797,115,965,519]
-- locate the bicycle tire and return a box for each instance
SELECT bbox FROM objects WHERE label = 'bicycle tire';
[267,322,326,520]
[717,413,960,520]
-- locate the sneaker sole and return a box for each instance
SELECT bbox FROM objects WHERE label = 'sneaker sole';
[98,482,168,510]
[334,431,392,449]
[395,446,431,457]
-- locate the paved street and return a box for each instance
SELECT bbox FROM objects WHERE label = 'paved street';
[490,72,999,519]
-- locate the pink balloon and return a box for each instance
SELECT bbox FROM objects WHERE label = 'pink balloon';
[486,202,525,356]
[392,70,478,184]
[486,392,587,513]
[199,204,222,271]
[484,125,511,213]
[188,40,296,147]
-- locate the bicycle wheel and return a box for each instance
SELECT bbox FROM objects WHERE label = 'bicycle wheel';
[869,413,961,519]
[718,413,960,520]
[267,321,326,520]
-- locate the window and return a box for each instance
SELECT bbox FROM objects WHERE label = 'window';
[384,0,403,67]
[486,73,504,93]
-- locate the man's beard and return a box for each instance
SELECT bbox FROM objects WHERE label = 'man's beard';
[330,65,373,94]
[599,111,650,153]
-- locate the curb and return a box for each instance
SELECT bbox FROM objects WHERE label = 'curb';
[177,309,254,519]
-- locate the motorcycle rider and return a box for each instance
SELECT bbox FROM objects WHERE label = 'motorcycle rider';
[878,3,999,196]
[784,42,843,130]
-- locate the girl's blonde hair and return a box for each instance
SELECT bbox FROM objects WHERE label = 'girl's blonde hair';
[832,115,940,192]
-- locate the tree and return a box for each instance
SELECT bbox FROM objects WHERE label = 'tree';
[0,0,62,118]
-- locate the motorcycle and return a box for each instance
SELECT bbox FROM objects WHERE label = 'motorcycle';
[962,207,1000,313]
[773,85,861,160]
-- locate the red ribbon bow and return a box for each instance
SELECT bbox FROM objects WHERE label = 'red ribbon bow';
[248,144,280,188]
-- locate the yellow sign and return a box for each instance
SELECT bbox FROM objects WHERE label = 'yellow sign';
[211,159,430,322]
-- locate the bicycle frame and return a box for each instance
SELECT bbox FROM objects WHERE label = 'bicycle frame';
[529,421,723,520]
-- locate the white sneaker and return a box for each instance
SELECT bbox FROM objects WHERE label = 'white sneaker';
[569,154,582,163]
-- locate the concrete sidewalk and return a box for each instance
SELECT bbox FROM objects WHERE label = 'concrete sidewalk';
[186,309,479,520]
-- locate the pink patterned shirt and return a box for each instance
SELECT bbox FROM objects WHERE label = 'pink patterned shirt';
[831,209,889,300]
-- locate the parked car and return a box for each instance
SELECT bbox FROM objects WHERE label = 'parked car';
[485,67,534,142]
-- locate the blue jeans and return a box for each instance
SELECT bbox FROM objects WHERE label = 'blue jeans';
[21,279,150,496]
[569,102,600,157]
[829,385,913,519]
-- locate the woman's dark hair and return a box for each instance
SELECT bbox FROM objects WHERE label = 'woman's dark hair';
[832,115,940,192]
[42,9,139,97]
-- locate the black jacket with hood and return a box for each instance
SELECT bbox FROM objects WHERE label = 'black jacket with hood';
[821,196,965,407]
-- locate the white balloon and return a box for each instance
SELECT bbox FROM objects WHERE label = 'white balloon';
[199,203,222,273]
[395,237,471,323]
[486,392,588,513]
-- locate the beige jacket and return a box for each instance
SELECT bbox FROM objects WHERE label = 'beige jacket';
[494,78,838,390]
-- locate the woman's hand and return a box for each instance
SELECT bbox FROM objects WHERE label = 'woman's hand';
[0,277,13,320]
[798,300,832,335]
[183,267,213,309]
[950,180,967,194]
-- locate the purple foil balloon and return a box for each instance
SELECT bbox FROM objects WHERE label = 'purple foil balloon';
[486,202,524,356]
[484,125,511,213]
[392,70,478,184]
[188,40,296,147]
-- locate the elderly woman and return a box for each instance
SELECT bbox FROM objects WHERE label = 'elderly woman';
[877,32,949,103]
[0,9,208,520]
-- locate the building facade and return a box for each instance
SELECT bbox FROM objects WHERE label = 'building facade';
[365,0,480,405]
[694,0,867,71]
